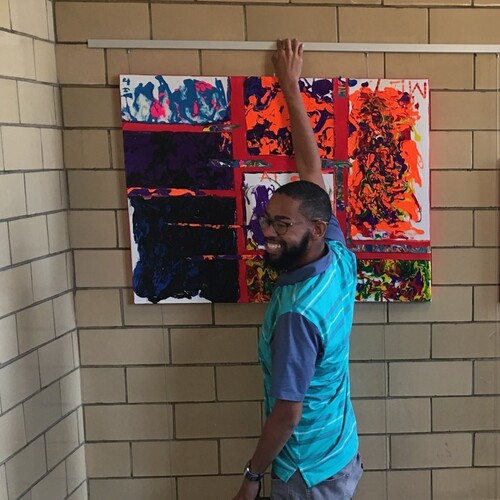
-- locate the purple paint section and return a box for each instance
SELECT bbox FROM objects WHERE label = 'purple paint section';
[246,184,274,247]
[124,131,234,190]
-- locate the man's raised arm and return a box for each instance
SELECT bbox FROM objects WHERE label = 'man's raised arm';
[272,38,325,190]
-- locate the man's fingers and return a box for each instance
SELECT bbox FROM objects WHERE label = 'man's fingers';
[298,42,304,57]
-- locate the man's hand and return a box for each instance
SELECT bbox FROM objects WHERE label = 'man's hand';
[231,479,260,500]
[272,38,304,93]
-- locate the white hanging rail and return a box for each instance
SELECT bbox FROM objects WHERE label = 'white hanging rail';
[88,39,500,53]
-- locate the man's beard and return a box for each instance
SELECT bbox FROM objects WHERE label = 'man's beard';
[264,232,311,272]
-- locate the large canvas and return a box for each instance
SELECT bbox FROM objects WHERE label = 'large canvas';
[120,75,430,303]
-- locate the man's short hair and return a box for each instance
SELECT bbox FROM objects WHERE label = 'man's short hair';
[274,180,332,222]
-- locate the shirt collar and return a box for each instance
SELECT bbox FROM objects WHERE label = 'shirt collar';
[276,244,332,286]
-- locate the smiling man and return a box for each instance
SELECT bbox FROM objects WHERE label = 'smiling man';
[231,39,362,500]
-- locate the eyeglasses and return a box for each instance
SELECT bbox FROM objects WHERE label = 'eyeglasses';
[258,215,296,235]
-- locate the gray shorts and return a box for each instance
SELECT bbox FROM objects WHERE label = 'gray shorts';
[271,452,363,500]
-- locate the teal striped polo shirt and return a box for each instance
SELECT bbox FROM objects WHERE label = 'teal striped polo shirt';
[258,228,358,488]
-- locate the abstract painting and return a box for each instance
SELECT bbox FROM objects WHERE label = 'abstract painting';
[120,75,430,303]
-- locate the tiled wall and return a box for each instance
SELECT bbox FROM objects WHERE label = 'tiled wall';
[1,0,497,499]
[0,1,87,499]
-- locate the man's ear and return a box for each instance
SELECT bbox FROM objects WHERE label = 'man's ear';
[311,220,328,240]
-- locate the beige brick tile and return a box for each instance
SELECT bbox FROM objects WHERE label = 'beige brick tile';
[66,445,86,493]
[475,433,500,465]
[432,248,498,285]
[474,131,500,169]
[475,54,499,90]
[0,315,18,364]
[25,171,63,214]
[359,435,388,470]
[68,170,126,209]
[430,131,472,169]
[386,398,431,433]
[30,462,66,500]
[220,438,258,474]
[10,0,47,38]
[152,4,244,41]
[116,208,129,248]
[69,210,117,248]
[431,91,497,130]
[56,2,149,42]
[0,32,35,79]
[433,396,500,431]
[90,478,176,500]
[0,0,10,29]
[216,365,263,401]
[433,468,500,500]
[81,367,125,404]
[354,471,387,500]
[47,212,69,254]
[68,481,88,500]
[171,328,258,364]
[0,173,26,219]
[175,402,261,438]
[2,126,42,171]
[350,362,387,397]
[45,412,79,469]
[63,129,110,169]
[201,51,271,77]
[390,361,472,396]
[177,475,243,500]
[17,300,54,354]
[392,433,472,468]
[132,440,218,476]
[31,253,69,301]
[110,130,124,170]
[75,289,121,327]
[120,288,162,325]
[34,40,57,84]
[431,9,500,44]
[474,286,500,321]
[108,49,200,86]
[86,442,130,478]
[475,361,500,395]
[349,326,385,360]
[352,399,386,434]
[247,6,336,42]
[0,79,19,123]
[18,82,56,126]
[0,222,10,268]
[74,249,131,287]
[386,54,472,89]
[62,88,120,128]
[85,404,173,441]
[56,44,105,85]
[60,370,82,415]
[0,406,26,463]
[128,366,215,403]
[431,209,473,247]
[53,292,76,336]
[9,215,49,264]
[0,264,33,317]
[41,128,63,170]
[433,323,499,359]
[0,351,39,411]
[475,210,499,247]
[353,302,387,324]
[39,333,74,386]
[214,303,267,325]
[161,303,214,326]
[0,466,6,500]
[387,470,431,500]
[77,406,84,444]
[5,437,46,499]
[390,286,472,322]
[339,8,427,43]
[23,382,62,441]
[80,328,168,366]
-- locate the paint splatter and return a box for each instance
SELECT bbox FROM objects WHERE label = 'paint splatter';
[244,77,334,157]
[246,258,277,302]
[348,85,424,240]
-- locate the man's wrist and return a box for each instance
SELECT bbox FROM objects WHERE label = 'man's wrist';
[243,461,265,482]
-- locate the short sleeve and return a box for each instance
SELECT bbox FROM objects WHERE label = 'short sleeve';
[270,312,323,402]
[326,213,345,244]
